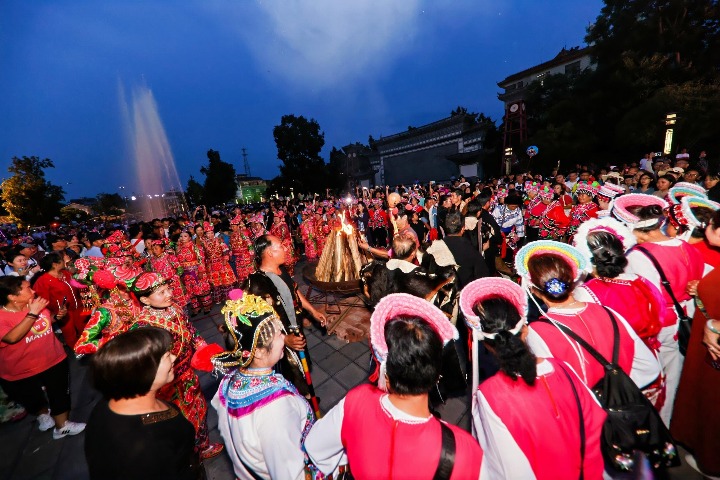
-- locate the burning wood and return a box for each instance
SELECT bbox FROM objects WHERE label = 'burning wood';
[315,214,368,282]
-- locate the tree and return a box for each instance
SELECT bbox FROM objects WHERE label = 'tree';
[273,115,328,195]
[1,156,65,227]
[94,193,125,217]
[185,175,205,207]
[199,150,237,206]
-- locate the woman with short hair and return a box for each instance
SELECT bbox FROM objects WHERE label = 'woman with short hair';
[85,327,201,480]
[0,276,85,439]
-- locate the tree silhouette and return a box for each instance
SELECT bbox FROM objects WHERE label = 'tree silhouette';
[1,156,64,227]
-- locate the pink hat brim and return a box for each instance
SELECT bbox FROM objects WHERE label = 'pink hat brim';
[459,278,527,331]
[370,293,458,361]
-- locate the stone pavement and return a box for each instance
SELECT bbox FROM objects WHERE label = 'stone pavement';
[0,261,703,479]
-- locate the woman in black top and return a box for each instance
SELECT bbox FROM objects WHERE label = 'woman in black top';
[85,327,202,480]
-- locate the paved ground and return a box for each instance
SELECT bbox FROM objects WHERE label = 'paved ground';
[0,261,703,479]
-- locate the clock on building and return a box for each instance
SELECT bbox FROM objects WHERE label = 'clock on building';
[509,103,519,113]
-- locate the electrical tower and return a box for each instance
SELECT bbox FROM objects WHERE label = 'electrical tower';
[241,148,251,176]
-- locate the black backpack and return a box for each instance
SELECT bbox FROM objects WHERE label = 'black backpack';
[539,308,680,473]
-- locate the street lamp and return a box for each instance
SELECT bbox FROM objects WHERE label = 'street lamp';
[663,113,677,156]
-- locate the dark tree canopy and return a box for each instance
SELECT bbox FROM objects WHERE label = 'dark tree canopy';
[1,156,65,226]
[272,114,329,195]
[185,175,205,207]
[94,193,125,217]
[523,0,720,168]
[199,149,237,206]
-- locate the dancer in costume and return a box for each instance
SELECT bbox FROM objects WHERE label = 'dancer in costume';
[515,241,661,391]
[148,237,188,309]
[537,190,570,241]
[526,185,552,242]
[567,181,599,240]
[202,222,237,304]
[572,218,667,407]
[211,290,317,480]
[269,211,298,276]
[229,216,255,284]
[129,272,224,459]
[460,277,606,480]
[74,261,143,356]
[613,194,704,425]
[305,293,483,479]
[175,231,212,316]
[299,209,319,262]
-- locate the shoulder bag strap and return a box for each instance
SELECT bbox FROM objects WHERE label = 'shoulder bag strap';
[633,245,685,319]
[537,318,613,369]
[558,364,585,480]
[432,422,456,480]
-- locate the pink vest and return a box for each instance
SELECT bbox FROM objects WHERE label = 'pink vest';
[479,358,606,480]
[341,384,482,480]
[635,241,703,305]
[530,304,635,387]
[581,277,663,342]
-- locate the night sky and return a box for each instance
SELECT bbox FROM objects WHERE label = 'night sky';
[0,1,603,199]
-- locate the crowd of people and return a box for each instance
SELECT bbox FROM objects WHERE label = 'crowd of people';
[0,149,718,479]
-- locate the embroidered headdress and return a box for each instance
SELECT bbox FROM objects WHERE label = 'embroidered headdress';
[211,289,279,371]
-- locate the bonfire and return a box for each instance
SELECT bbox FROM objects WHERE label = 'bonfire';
[315,214,367,282]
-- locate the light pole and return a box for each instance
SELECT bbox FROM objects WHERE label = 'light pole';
[663,113,677,156]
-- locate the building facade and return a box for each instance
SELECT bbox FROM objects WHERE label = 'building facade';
[368,113,491,187]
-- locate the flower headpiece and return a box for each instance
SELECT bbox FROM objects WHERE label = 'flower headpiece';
[211,289,279,371]
[370,293,458,392]
[130,272,167,295]
[203,221,214,233]
[538,186,554,200]
[230,215,243,225]
[573,217,636,265]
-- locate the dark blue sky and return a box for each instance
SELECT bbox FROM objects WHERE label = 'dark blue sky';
[0,1,603,199]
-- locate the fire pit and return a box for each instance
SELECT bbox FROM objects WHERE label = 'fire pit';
[302,214,371,337]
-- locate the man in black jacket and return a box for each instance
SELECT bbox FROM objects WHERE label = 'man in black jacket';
[243,235,326,397]
[423,211,489,289]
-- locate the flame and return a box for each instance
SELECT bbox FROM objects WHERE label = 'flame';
[339,213,354,236]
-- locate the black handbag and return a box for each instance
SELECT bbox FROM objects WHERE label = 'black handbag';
[539,308,680,472]
[633,245,692,355]
[431,339,468,404]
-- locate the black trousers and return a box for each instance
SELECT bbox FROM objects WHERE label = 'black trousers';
[0,358,70,415]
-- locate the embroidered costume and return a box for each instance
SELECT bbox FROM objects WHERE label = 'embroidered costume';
[300,217,319,262]
[175,240,212,315]
[203,236,237,304]
[229,222,255,283]
[212,370,312,480]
